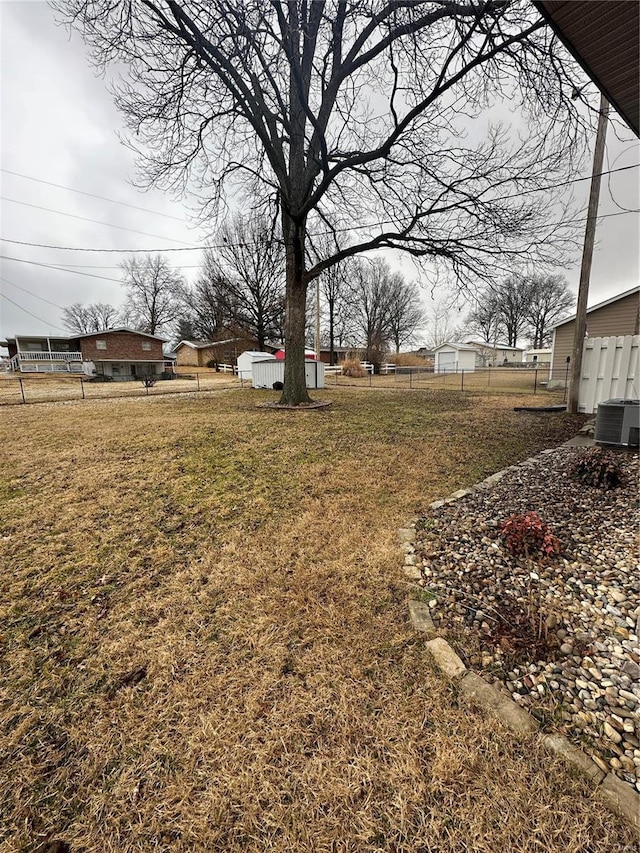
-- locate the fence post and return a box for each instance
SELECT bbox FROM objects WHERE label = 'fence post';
[461,369,464,391]
[369,368,372,387]
[18,377,25,404]
[488,367,491,388]
[196,372,200,391]
[409,369,413,388]
[534,367,538,395]
[80,378,85,400]
[563,357,570,403]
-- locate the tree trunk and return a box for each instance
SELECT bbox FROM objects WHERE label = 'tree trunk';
[329,299,335,366]
[281,210,312,405]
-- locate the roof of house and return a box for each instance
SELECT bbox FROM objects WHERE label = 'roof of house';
[466,340,524,351]
[1,328,167,345]
[433,342,477,352]
[535,1,639,137]
[176,337,249,350]
[74,327,167,341]
[549,285,640,330]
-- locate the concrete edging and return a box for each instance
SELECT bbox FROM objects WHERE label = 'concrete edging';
[398,446,640,836]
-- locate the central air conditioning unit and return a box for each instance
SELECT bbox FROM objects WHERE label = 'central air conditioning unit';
[594,399,640,447]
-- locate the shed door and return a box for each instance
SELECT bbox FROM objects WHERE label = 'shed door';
[439,352,456,371]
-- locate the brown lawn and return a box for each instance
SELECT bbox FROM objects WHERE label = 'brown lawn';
[0,387,633,852]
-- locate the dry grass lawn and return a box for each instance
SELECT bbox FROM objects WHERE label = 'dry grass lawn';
[0,387,634,852]
[0,372,238,405]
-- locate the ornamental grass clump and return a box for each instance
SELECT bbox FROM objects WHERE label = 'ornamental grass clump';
[342,358,367,378]
[499,511,561,559]
[569,447,623,489]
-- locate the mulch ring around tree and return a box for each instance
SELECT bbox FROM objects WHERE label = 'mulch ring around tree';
[256,400,333,410]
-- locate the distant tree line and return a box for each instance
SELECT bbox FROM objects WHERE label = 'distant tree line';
[466,275,574,349]
[61,215,426,366]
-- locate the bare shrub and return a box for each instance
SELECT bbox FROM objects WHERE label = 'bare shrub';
[342,359,367,378]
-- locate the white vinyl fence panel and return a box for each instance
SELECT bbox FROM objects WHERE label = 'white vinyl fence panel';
[578,335,639,413]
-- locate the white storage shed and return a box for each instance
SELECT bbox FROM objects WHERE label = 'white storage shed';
[237,351,276,380]
[252,359,325,389]
[434,343,476,374]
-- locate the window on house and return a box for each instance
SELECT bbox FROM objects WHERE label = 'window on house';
[142,341,152,351]
[96,340,107,350]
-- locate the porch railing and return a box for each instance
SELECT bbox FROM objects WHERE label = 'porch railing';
[15,351,83,361]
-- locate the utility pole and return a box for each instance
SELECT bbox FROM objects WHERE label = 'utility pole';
[568,93,609,414]
[315,277,321,360]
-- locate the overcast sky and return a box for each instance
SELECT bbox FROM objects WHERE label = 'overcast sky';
[1,1,638,347]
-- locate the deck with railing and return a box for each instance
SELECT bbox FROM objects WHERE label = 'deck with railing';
[10,351,84,372]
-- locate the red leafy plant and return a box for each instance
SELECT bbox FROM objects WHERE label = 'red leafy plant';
[568,447,623,489]
[499,511,561,559]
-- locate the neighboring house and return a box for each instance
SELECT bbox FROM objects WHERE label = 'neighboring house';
[466,340,524,367]
[163,348,178,375]
[549,286,640,382]
[524,348,552,365]
[175,336,262,368]
[433,342,476,373]
[317,346,359,365]
[2,335,84,373]
[415,347,436,362]
[3,328,167,379]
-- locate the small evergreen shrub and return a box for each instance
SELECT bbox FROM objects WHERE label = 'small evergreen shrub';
[499,511,561,559]
[569,447,623,489]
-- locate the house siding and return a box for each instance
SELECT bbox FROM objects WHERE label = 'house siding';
[175,345,200,367]
[550,291,639,379]
[79,332,164,362]
[176,338,259,368]
[469,342,523,366]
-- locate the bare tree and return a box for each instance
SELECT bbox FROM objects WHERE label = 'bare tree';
[424,299,467,349]
[62,302,119,334]
[350,258,396,369]
[493,276,532,347]
[386,277,425,353]
[214,215,286,350]
[120,255,186,335]
[182,254,235,341]
[57,0,590,404]
[467,293,503,344]
[524,274,575,348]
[317,257,355,365]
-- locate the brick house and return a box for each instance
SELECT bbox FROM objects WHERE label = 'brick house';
[76,329,167,380]
[175,336,265,368]
[3,328,167,379]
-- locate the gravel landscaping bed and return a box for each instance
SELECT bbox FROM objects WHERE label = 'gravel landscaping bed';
[413,446,640,792]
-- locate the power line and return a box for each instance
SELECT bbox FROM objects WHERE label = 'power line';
[2,163,638,254]
[1,238,205,253]
[0,255,124,283]
[0,276,65,309]
[0,168,191,222]
[0,197,198,246]
[1,208,638,284]
[4,260,203,270]
[0,292,69,332]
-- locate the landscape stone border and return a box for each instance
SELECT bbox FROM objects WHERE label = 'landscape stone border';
[398,443,640,837]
